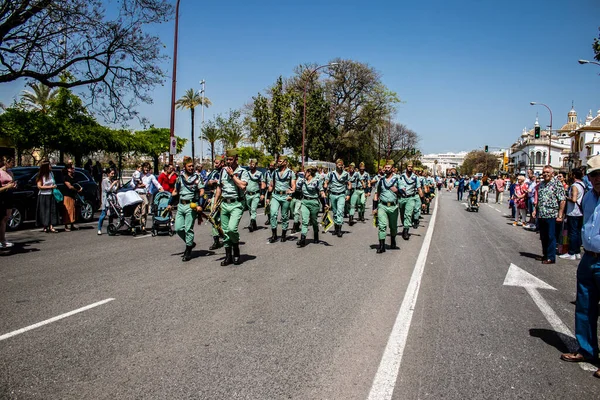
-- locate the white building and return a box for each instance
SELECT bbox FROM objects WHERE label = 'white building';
[509,107,576,174]
[568,108,600,169]
[421,151,468,177]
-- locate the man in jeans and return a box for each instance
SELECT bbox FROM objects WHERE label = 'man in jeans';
[560,168,585,260]
[532,165,566,264]
[525,169,537,229]
[560,156,600,379]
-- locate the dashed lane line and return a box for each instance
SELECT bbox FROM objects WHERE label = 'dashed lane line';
[0,298,115,341]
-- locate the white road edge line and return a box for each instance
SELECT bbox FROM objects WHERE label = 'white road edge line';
[367,192,439,400]
[525,288,597,372]
[0,298,115,341]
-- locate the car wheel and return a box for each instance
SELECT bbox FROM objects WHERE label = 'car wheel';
[79,200,94,222]
[7,207,24,231]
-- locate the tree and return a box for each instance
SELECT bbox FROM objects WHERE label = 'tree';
[460,150,500,176]
[0,0,174,122]
[0,107,54,165]
[134,126,186,174]
[594,27,600,62]
[201,120,222,166]
[20,82,58,113]
[217,109,246,150]
[175,88,212,164]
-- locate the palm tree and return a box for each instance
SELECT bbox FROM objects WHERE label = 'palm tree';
[20,82,58,113]
[201,120,222,166]
[175,88,212,163]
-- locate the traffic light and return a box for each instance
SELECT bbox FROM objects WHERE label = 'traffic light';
[411,148,416,155]
[484,145,488,152]
[534,126,540,139]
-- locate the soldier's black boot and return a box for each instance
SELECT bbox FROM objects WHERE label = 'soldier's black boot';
[390,236,399,249]
[377,239,386,254]
[292,222,300,233]
[297,234,307,247]
[232,244,241,265]
[182,246,192,261]
[402,228,410,241]
[359,212,364,222]
[313,230,319,244]
[268,228,278,243]
[349,216,354,226]
[337,225,343,238]
[248,220,255,232]
[281,230,287,242]
[209,236,221,250]
[412,219,419,229]
[221,247,233,266]
[252,220,258,231]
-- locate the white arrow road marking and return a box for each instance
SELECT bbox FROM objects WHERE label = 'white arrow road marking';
[368,193,439,399]
[0,298,115,341]
[504,264,596,372]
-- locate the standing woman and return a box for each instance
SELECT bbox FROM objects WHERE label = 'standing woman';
[62,164,82,231]
[97,168,120,235]
[513,175,528,226]
[36,160,59,233]
[296,166,325,247]
[0,157,17,248]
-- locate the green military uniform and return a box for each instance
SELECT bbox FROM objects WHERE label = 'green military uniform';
[218,166,249,249]
[325,169,350,235]
[269,167,296,240]
[245,167,264,228]
[348,168,360,223]
[375,174,400,253]
[290,171,304,232]
[351,169,369,221]
[263,168,276,224]
[398,172,419,239]
[205,166,223,249]
[412,175,426,227]
[174,171,204,260]
[296,174,324,246]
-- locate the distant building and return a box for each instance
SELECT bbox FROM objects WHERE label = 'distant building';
[421,152,468,177]
[567,108,600,170]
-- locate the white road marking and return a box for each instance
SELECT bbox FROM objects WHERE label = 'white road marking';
[504,264,596,372]
[367,193,439,400]
[0,298,115,341]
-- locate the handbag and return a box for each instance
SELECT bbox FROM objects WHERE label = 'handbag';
[53,188,64,202]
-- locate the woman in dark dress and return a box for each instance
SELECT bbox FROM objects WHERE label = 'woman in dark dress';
[36,160,59,233]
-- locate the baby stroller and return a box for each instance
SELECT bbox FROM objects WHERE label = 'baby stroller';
[106,189,144,236]
[151,191,174,236]
[468,189,479,212]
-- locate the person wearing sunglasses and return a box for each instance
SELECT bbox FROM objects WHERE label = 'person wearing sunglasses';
[561,155,600,379]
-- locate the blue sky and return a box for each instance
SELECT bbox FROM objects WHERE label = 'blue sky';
[2,0,600,157]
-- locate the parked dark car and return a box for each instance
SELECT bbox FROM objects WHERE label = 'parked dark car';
[7,166,100,230]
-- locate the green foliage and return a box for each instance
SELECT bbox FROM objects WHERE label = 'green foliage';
[235,147,265,166]
[461,150,500,176]
[201,120,222,165]
[216,109,246,150]
[594,27,600,62]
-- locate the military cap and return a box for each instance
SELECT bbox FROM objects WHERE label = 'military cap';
[248,158,257,164]
[407,161,414,167]
[350,162,355,167]
[336,158,344,164]
[214,155,224,162]
[278,155,288,161]
[183,156,193,165]
[225,148,238,157]
[359,162,365,168]
[386,159,395,166]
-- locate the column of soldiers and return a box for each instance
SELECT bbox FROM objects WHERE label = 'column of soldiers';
[170,153,435,263]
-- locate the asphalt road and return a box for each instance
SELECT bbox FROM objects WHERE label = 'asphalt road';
[1,190,598,399]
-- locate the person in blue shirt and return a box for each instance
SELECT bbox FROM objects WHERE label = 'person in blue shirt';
[560,155,600,379]
[456,175,466,201]
[468,176,481,207]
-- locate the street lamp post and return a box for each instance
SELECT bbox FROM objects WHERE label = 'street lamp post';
[168,0,181,165]
[302,63,338,168]
[578,59,600,75]
[200,79,205,164]
[530,102,552,165]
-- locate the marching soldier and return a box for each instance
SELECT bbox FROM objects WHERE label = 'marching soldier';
[411,169,426,229]
[245,158,265,232]
[398,162,421,240]
[291,166,305,233]
[296,166,326,247]
[324,159,351,237]
[213,149,249,266]
[347,163,359,225]
[205,155,224,250]
[373,160,401,253]
[264,160,276,225]
[266,155,296,243]
[356,162,370,222]
[168,156,205,262]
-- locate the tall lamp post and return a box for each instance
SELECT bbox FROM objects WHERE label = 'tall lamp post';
[168,0,181,165]
[578,59,600,75]
[302,63,338,168]
[530,102,552,165]
[200,79,206,164]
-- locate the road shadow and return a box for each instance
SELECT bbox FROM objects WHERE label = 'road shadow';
[190,250,215,259]
[519,251,542,260]
[529,328,578,354]
[0,239,43,256]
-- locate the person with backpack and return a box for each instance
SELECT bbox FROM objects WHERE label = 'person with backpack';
[560,168,586,260]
